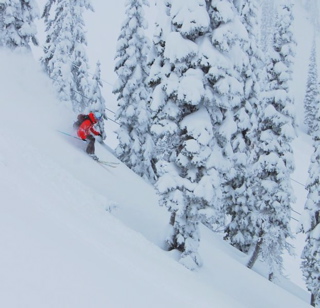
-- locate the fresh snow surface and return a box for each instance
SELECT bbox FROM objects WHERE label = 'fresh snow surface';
[1,0,317,306]
[0,50,311,308]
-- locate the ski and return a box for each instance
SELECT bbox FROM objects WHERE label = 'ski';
[57,130,87,142]
[57,130,119,168]
[98,160,119,166]
[87,154,118,167]
[97,160,118,168]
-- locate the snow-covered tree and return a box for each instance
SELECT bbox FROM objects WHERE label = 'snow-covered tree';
[0,0,39,50]
[0,1,6,46]
[224,0,263,254]
[41,0,72,104]
[88,61,106,139]
[301,41,320,306]
[70,0,93,112]
[181,0,253,244]
[150,0,232,269]
[41,0,93,111]
[113,0,155,183]
[304,39,320,135]
[301,128,320,307]
[247,3,296,280]
[148,0,173,167]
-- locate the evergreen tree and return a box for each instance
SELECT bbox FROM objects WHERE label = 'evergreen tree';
[301,38,320,306]
[247,3,296,280]
[88,61,106,139]
[1,0,39,50]
[41,0,93,111]
[41,0,73,104]
[150,0,237,269]
[113,0,155,183]
[148,0,173,167]
[0,1,6,46]
[71,0,93,112]
[304,39,320,135]
[200,0,251,237]
[225,0,262,254]
[301,129,320,307]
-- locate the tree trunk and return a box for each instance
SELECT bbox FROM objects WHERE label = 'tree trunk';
[247,231,264,269]
[170,212,176,226]
[311,293,315,307]
[268,272,274,281]
[168,212,184,252]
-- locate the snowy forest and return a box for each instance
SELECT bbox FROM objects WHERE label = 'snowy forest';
[0,0,320,307]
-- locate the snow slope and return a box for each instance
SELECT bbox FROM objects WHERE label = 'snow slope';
[0,49,311,307]
[1,0,317,306]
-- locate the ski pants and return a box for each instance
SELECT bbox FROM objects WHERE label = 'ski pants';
[86,135,96,155]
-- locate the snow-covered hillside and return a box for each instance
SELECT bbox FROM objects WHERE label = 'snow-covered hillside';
[0,0,318,306]
[0,47,312,307]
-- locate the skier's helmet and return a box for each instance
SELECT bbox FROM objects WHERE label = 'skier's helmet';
[94,111,102,121]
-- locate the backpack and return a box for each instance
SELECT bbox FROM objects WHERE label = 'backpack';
[73,114,90,130]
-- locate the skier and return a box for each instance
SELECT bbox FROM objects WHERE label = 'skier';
[77,111,103,160]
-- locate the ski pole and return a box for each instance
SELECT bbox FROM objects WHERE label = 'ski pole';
[56,130,87,142]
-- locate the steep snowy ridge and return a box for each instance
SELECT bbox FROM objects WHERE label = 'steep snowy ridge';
[0,51,312,307]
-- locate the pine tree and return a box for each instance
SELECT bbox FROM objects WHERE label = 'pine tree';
[225,0,263,254]
[199,0,252,239]
[247,3,296,280]
[88,61,106,139]
[41,0,73,104]
[0,1,5,46]
[71,0,93,112]
[304,40,320,135]
[113,0,155,183]
[41,0,93,111]
[150,0,233,269]
[1,0,39,50]
[301,132,320,307]
[148,0,173,167]
[301,38,320,306]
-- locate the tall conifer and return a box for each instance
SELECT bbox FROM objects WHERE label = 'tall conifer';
[301,130,320,307]
[150,0,246,269]
[1,0,39,50]
[113,0,155,183]
[41,0,93,111]
[247,3,296,280]
[301,41,320,308]
[304,40,320,135]
[89,61,106,138]
[225,0,262,254]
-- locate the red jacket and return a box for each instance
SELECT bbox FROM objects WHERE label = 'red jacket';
[77,112,101,140]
